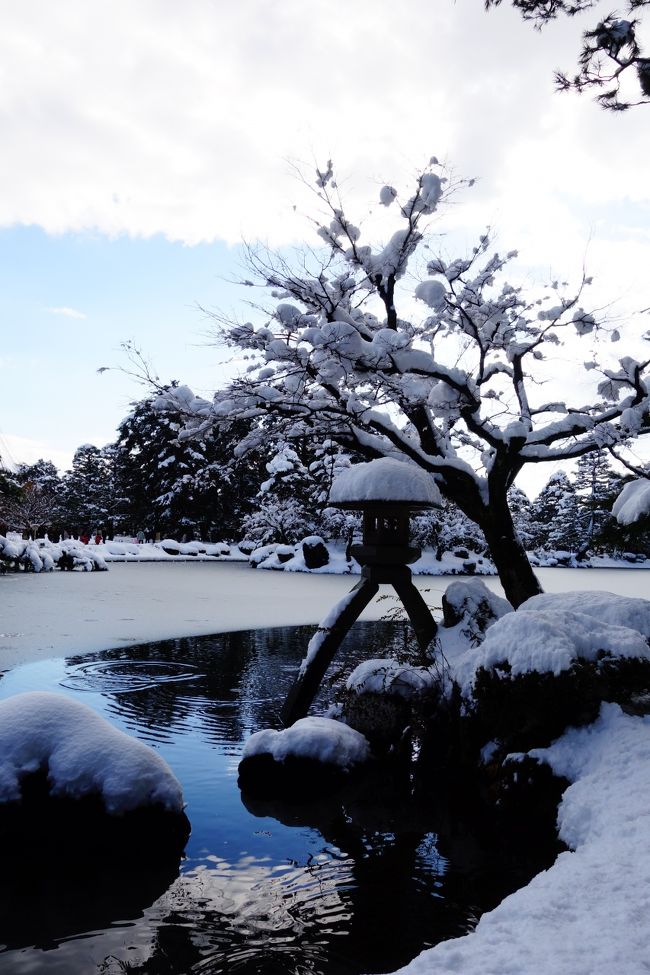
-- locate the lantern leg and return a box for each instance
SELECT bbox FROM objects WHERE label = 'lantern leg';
[391,575,438,654]
[281,577,380,727]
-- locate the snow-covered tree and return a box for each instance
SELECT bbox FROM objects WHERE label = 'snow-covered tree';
[1,459,64,536]
[113,390,269,540]
[484,0,650,110]
[529,470,582,551]
[242,437,353,544]
[62,444,114,535]
[507,485,536,551]
[573,451,622,550]
[158,163,650,606]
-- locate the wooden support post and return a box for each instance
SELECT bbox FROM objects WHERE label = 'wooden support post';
[281,577,379,726]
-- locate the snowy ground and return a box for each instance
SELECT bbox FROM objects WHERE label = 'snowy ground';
[2,562,650,975]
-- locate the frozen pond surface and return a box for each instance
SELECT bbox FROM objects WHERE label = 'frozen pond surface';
[0,624,557,975]
[1,561,648,672]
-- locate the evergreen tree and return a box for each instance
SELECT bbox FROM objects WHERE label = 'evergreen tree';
[113,391,269,540]
[530,471,582,551]
[62,445,113,536]
[573,452,621,551]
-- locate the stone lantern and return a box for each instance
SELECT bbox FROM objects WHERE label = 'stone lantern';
[281,458,442,726]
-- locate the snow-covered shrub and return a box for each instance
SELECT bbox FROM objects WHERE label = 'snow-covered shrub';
[0,536,108,572]
[441,579,513,643]
[458,595,650,754]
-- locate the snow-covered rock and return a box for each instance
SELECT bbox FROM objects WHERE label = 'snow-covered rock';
[242,716,370,768]
[455,601,650,697]
[442,578,512,631]
[0,692,184,814]
[346,659,438,698]
[238,716,372,798]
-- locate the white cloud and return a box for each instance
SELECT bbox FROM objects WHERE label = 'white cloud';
[0,433,73,473]
[46,306,87,320]
[0,0,645,257]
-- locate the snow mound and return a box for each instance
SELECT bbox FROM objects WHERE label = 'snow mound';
[522,590,650,641]
[329,457,442,506]
[242,716,370,768]
[454,605,650,696]
[0,692,184,814]
[346,659,437,698]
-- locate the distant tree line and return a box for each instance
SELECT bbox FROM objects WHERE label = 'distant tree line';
[0,387,647,558]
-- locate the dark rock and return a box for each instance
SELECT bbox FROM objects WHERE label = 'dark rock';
[470,655,650,754]
[238,752,367,800]
[302,537,330,569]
[276,546,295,564]
[342,691,413,751]
[0,769,190,951]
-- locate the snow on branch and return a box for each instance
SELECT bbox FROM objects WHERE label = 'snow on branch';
[154,161,649,587]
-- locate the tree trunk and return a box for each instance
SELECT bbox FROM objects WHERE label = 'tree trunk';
[481,502,543,608]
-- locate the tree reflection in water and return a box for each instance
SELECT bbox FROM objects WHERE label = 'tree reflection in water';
[0,623,560,974]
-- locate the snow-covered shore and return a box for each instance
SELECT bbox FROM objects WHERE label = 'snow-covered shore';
[394,703,650,975]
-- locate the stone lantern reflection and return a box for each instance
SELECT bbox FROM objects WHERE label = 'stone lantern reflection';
[281,458,442,726]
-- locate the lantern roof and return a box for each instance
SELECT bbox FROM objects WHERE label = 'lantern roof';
[329,458,442,509]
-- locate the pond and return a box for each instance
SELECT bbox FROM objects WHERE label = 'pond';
[0,623,561,975]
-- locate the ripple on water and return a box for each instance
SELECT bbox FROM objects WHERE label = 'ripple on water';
[59,659,205,694]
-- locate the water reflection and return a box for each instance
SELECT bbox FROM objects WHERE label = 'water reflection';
[0,623,558,974]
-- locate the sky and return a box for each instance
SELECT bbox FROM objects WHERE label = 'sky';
[1,0,649,496]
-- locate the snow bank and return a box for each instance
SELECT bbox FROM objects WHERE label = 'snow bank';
[329,457,442,506]
[522,590,650,641]
[242,716,370,768]
[393,704,650,975]
[0,692,184,814]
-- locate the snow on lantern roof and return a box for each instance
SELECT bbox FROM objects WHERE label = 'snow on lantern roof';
[329,457,442,508]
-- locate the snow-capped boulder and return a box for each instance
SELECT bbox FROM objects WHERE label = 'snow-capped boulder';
[238,716,371,798]
[457,594,650,752]
[0,692,185,814]
[342,659,443,753]
[302,535,329,569]
[442,579,513,633]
